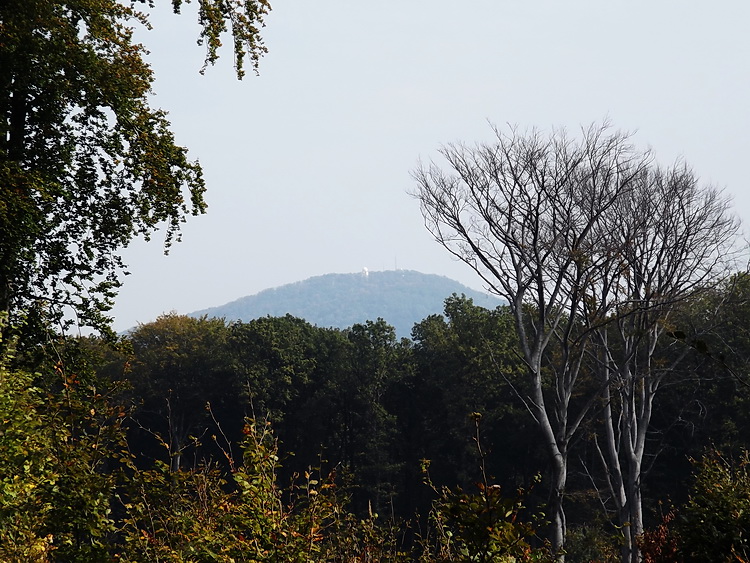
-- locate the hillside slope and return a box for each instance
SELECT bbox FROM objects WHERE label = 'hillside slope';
[190,270,504,337]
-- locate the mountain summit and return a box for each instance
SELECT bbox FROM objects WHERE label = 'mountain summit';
[190,270,504,337]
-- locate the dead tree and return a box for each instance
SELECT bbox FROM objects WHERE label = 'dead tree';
[413,123,652,556]
[585,164,740,562]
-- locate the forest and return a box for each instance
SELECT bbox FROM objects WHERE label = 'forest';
[3,1,750,562]
[4,282,750,561]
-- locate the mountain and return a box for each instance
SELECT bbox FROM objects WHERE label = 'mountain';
[189,270,504,337]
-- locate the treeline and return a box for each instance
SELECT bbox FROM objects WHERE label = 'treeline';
[4,281,750,560]
[119,295,539,521]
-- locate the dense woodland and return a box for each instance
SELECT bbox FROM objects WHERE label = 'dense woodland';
[4,284,750,560]
[4,1,750,561]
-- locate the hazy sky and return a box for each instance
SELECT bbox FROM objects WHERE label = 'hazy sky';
[110,0,750,331]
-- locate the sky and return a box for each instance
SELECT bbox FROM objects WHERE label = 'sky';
[110,0,750,331]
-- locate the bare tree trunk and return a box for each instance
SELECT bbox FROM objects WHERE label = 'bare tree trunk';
[167,398,186,472]
[531,372,569,556]
[550,448,568,558]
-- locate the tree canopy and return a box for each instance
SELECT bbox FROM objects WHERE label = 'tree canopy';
[0,0,270,337]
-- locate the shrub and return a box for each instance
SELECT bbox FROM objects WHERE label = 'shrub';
[677,449,750,561]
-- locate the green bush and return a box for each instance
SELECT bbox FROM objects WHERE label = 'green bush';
[118,418,410,562]
[0,355,128,561]
[677,449,750,561]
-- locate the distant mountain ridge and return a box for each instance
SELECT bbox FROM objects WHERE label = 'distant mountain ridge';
[189,270,504,337]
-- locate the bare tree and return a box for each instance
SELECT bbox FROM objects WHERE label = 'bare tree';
[412,123,653,556]
[413,123,743,560]
[584,164,740,562]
